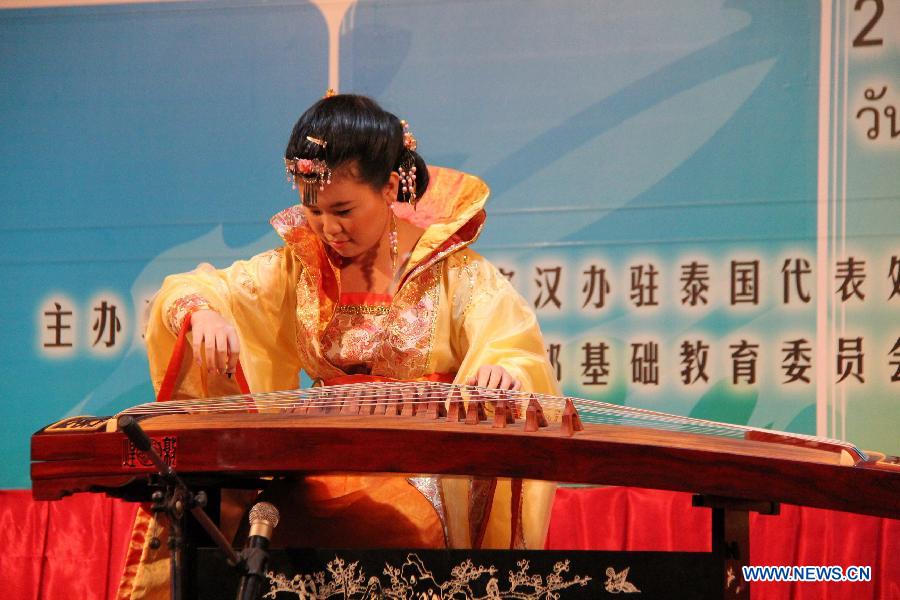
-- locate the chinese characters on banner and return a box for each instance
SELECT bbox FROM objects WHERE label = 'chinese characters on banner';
[494,255,900,388]
[824,0,899,443]
[36,257,900,386]
[38,293,136,357]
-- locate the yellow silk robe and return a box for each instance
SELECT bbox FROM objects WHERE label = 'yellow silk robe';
[121,167,560,598]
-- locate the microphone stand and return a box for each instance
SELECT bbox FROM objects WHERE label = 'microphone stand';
[235,502,279,600]
[118,416,243,600]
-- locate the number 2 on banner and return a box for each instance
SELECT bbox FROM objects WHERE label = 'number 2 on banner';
[853,0,884,47]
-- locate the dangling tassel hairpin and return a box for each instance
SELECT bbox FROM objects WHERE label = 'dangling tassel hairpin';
[397,120,418,206]
[284,136,332,206]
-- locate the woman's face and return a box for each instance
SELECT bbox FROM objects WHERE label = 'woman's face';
[301,164,398,259]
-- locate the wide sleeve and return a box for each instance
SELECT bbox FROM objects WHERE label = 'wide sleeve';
[145,246,302,396]
[443,250,561,550]
[448,250,560,397]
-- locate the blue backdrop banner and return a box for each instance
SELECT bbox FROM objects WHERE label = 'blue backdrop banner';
[2,0,897,489]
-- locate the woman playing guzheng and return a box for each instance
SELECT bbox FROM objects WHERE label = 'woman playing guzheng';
[121,93,559,598]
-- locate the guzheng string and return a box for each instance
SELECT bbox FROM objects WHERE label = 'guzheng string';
[116,382,864,458]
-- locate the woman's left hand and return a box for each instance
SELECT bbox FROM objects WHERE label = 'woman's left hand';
[466,364,522,390]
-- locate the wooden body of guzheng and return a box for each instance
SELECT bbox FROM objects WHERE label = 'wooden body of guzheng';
[31,381,900,519]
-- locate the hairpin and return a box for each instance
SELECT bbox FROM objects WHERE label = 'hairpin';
[285,136,331,206]
[400,119,417,151]
[398,120,418,205]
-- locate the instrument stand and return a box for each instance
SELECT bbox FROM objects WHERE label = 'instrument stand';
[692,494,780,599]
[148,479,226,599]
[119,416,243,600]
[147,478,188,600]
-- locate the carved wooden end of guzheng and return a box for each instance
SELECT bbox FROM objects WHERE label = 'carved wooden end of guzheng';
[31,381,900,599]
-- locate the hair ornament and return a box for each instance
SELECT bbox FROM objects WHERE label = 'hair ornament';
[398,160,417,206]
[400,119,417,151]
[397,119,418,205]
[285,134,332,207]
[284,157,332,206]
[284,135,332,206]
[323,88,337,99]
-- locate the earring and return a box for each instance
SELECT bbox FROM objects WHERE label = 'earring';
[388,209,398,276]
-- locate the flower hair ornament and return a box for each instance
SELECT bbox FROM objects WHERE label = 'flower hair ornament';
[285,135,332,206]
[397,119,418,205]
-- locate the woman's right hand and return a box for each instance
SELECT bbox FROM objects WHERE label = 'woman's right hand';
[190,309,240,374]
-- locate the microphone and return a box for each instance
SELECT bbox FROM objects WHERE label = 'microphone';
[237,502,280,600]
[248,502,280,542]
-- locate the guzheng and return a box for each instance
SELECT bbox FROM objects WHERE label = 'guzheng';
[31,381,900,519]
